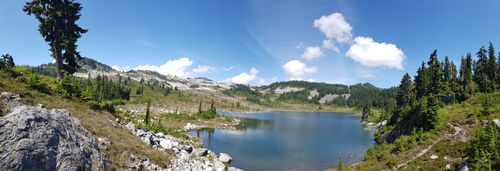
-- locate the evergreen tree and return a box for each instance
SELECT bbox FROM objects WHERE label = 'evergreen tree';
[144,102,151,125]
[198,100,202,114]
[210,99,216,114]
[361,104,371,122]
[24,0,87,79]
[415,62,430,99]
[427,50,443,96]
[391,73,414,124]
[458,54,474,101]
[1,54,15,69]
[487,42,498,89]
[474,46,491,92]
[442,56,452,96]
[449,61,459,101]
[337,154,343,171]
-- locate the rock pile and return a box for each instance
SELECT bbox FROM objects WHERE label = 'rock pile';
[124,122,242,171]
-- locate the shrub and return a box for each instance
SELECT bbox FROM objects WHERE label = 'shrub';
[394,135,416,153]
[16,73,50,94]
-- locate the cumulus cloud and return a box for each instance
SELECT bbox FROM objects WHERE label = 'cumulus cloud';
[230,67,259,84]
[283,60,317,79]
[301,46,324,60]
[313,12,352,43]
[192,65,215,73]
[322,39,340,53]
[346,36,405,69]
[134,57,194,77]
[112,65,131,72]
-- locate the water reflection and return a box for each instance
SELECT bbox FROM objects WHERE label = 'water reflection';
[191,117,275,141]
[188,112,374,171]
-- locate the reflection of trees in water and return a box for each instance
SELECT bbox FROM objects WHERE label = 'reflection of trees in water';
[235,118,274,130]
[195,128,215,142]
[193,117,275,143]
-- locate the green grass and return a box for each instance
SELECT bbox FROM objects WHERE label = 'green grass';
[0,68,174,169]
[328,91,500,171]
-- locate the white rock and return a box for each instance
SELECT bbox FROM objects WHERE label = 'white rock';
[431,154,438,160]
[178,150,190,161]
[213,160,225,171]
[159,139,174,149]
[228,167,243,171]
[445,164,451,171]
[493,119,500,127]
[218,153,232,163]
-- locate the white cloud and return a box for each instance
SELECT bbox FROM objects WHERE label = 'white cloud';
[322,39,340,53]
[346,36,405,69]
[221,66,235,71]
[193,65,215,73]
[250,67,259,75]
[313,12,352,43]
[283,60,317,78]
[307,78,315,82]
[111,65,131,72]
[229,67,259,84]
[301,46,324,60]
[134,57,193,77]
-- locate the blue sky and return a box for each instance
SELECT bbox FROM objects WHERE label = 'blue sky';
[1,0,499,88]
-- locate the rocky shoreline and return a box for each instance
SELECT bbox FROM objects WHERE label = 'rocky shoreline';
[121,121,243,171]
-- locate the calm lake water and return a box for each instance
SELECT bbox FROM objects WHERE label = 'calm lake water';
[188,111,374,171]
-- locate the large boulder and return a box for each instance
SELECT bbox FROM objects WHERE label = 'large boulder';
[218,153,232,163]
[0,105,105,171]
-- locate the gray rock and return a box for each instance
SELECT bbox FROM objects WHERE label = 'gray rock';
[229,166,244,171]
[193,148,208,157]
[219,153,232,163]
[180,145,193,153]
[0,105,106,171]
[458,162,469,171]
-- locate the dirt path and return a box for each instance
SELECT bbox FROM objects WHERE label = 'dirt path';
[393,123,461,170]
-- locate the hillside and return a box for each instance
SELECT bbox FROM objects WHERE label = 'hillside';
[330,44,500,171]
[30,57,395,114]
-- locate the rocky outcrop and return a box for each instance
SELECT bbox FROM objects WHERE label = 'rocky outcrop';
[123,122,243,171]
[0,92,107,171]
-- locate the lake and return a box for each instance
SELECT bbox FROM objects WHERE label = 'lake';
[188,111,374,171]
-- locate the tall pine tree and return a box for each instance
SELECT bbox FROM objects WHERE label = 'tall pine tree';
[427,50,443,96]
[487,42,498,90]
[415,61,430,99]
[390,73,415,124]
[458,54,474,101]
[24,0,87,79]
[474,46,491,92]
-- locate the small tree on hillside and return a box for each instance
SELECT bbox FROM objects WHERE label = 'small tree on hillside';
[337,153,343,171]
[198,100,203,114]
[2,54,15,69]
[361,104,371,122]
[144,102,151,125]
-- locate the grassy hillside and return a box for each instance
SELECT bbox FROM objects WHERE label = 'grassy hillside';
[0,66,239,169]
